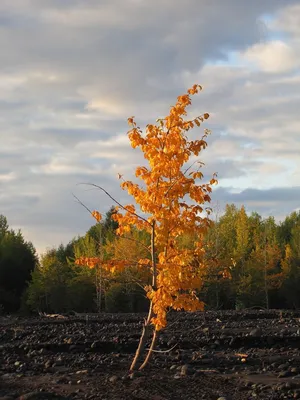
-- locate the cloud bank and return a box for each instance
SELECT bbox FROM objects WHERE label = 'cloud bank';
[0,0,299,252]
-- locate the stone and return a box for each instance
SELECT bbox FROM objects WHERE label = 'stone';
[44,360,52,369]
[278,370,291,378]
[180,364,194,376]
[249,328,262,337]
[108,375,118,384]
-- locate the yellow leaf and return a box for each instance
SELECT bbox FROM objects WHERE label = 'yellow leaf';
[92,210,102,222]
[127,116,135,125]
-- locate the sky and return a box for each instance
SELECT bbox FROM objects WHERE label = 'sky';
[0,0,300,254]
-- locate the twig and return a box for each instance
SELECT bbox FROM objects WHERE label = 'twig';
[78,183,151,226]
[72,193,94,216]
[73,193,151,254]
[145,343,178,353]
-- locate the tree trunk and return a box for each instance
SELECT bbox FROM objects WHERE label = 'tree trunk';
[264,227,269,310]
[130,222,157,371]
[130,302,154,371]
[139,329,158,370]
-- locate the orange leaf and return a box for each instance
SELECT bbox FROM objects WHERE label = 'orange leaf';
[91,210,102,222]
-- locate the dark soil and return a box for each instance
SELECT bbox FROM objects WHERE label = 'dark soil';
[1,310,300,399]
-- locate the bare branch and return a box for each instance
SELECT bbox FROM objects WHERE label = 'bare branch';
[72,193,94,217]
[78,183,151,226]
[73,193,151,263]
[145,342,178,353]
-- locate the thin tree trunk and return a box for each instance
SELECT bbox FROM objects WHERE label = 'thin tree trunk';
[130,222,157,371]
[130,302,154,371]
[98,226,103,313]
[264,225,269,310]
[139,329,158,370]
[99,264,102,312]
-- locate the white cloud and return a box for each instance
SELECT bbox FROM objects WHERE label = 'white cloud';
[242,40,299,73]
[85,99,128,116]
[0,0,300,253]
[0,172,16,182]
[271,4,300,35]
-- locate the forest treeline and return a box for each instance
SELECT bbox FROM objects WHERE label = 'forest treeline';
[1,204,300,314]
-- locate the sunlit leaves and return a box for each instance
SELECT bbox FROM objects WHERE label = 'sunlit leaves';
[117,85,216,330]
[75,256,128,274]
[77,84,216,332]
[75,257,100,269]
[187,84,202,95]
[91,210,102,222]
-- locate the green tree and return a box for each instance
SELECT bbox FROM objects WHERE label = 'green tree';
[73,231,106,312]
[291,224,300,260]
[27,248,74,312]
[0,215,9,236]
[201,210,233,309]
[235,206,250,264]
[104,228,151,312]
[237,218,282,309]
[280,230,300,308]
[234,206,250,307]
[0,216,37,312]
[277,211,300,249]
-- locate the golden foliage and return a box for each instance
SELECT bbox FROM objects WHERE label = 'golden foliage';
[77,85,216,331]
[91,210,102,222]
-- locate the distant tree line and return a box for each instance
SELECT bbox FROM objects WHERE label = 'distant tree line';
[1,204,300,314]
[201,204,300,310]
[23,207,149,314]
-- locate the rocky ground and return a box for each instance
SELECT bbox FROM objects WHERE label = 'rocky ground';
[1,310,300,399]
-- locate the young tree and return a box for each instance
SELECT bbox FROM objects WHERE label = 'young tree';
[73,229,106,312]
[201,207,233,309]
[27,248,75,313]
[76,85,217,370]
[281,243,293,277]
[237,217,283,309]
[234,206,250,308]
[234,206,250,268]
[217,204,238,271]
[26,242,96,313]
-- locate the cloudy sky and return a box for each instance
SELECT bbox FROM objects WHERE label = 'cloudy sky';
[1,0,300,254]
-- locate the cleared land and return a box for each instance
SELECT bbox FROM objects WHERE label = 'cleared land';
[1,310,300,399]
